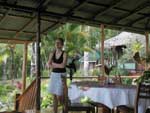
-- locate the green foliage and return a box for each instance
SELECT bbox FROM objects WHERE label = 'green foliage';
[135,71,150,83]
[131,41,143,53]
[41,80,53,108]
[80,96,91,103]
[41,94,53,108]
[74,70,84,77]
[89,68,101,76]
[110,67,129,76]
[122,78,133,85]
[0,83,20,111]
[118,41,144,65]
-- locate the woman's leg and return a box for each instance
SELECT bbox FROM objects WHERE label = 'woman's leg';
[53,94,58,113]
[57,96,63,105]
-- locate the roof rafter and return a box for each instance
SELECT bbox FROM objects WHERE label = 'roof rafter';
[126,16,147,26]
[92,0,123,19]
[0,12,58,23]
[13,0,53,39]
[39,0,87,34]
[8,3,147,34]
[0,9,11,26]
[41,0,52,9]
[42,22,60,33]
[0,38,32,44]
[87,1,149,18]
[114,1,150,23]
[0,28,35,34]
[68,15,150,34]
[13,17,36,38]
[0,1,149,34]
[65,0,87,16]
[31,21,62,41]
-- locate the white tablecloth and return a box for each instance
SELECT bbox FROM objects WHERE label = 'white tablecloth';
[68,84,150,113]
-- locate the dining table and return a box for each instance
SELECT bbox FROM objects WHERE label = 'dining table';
[68,81,150,113]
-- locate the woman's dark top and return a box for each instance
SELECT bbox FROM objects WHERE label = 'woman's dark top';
[52,51,66,73]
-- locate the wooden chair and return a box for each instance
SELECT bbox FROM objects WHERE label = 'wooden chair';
[62,77,95,113]
[145,107,150,113]
[116,83,150,113]
[88,101,111,113]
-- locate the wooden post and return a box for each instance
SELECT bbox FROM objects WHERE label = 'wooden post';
[100,24,105,76]
[36,8,41,111]
[145,32,149,70]
[15,94,20,111]
[22,43,28,92]
[145,32,149,57]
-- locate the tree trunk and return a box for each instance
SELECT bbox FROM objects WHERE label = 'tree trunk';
[10,47,15,84]
[2,59,7,80]
[30,43,36,77]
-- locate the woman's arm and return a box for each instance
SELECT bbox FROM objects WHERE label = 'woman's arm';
[46,52,53,69]
[52,52,67,68]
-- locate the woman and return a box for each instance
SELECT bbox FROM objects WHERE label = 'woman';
[47,38,67,113]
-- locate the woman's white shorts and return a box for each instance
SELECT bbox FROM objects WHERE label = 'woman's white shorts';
[48,72,66,96]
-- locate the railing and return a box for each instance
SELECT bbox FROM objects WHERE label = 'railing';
[13,75,140,112]
[41,75,140,80]
[15,79,36,112]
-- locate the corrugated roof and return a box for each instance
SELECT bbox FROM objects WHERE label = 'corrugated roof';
[0,0,149,43]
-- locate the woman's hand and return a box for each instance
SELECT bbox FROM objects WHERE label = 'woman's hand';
[45,63,50,69]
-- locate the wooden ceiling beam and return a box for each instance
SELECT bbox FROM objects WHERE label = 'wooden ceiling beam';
[0,13,58,23]
[0,38,32,44]
[41,0,52,9]
[126,16,147,26]
[14,17,36,38]
[40,0,87,33]
[42,22,61,33]
[87,1,129,13]
[68,15,148,33]
[87,1,149,17]
[93,0,123,19]
[0,9,11,25]
[65,0,87,16]
[12,0,53,38]
[0,28,35,34]
[0,1,149,34]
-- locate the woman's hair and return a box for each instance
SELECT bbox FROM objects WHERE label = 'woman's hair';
[56,38,64,45]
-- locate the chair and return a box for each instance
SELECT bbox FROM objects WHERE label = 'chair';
[145,107,150,113]
[116,83,150,113]
[62,77,95,113]
[88,101,112,113]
